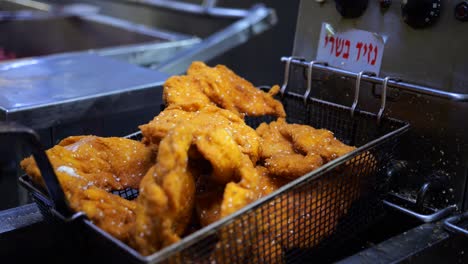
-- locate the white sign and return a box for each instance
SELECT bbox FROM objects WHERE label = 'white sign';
[316,23,385,74]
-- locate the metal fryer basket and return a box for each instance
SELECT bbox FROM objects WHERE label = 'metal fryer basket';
[19,89,409,263]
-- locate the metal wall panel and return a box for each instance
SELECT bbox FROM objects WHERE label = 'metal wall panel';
[293,0,468,93]
[292,0,468,210]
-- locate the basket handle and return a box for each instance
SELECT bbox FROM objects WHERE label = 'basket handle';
[0,122,72,216]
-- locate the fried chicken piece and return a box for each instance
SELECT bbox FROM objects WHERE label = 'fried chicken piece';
[195,165,289,230]
[192,124,260,226]
[249,179,345,264]
[195,176,224,227]
[257,119,355,179]
[133,115,260,255]
[256,165,290,198]
[207,166,291,263]
[131,124,197,255]
[139,108,194,151]
[257,119,324,179]
[20,136,155,243]
[63,174,137,242]
[140,105,260,164]
[21,136,155,191]
[163,74,213,112]
[20,136,154,241]
[189,108,261,222]
[279,122,356,163]
[240,120,357,262]
[195,171,256,229]
[226,165,354,263]
[163,61,286,117]
[220,167,258,218]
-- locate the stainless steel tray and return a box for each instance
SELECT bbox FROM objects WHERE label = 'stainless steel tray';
[0,0,276,73]
[0,53,168,130]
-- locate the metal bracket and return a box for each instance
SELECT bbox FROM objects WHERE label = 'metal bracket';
[303,60,327,105]
[281,56,468,102]
[350,71,376,118]
[384,193,457,223]
[443,212,468,236]
[280,56,304,96]
[377,77,400,125]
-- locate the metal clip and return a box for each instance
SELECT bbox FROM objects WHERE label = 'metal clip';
[377,77,399,124]
[280,56,303,96]
[303,61,326,104]
[350,71,376,118]
[444,212,468,236]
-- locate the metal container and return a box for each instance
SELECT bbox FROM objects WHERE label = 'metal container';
[0,0,276,73]
[0,0,199,66]
[17,82,408,263]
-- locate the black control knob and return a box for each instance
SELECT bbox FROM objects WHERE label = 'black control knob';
[401,0,442,28]
[335,0,369,18]
[455,1,468,21]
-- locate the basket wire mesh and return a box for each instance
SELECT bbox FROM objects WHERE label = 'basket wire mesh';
[20,89,409,263]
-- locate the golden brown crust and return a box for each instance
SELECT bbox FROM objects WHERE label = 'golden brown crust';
[256,118,355,179]
[131,124,196,255]
[21,136,155,191]
[20,136,155,243]
[134,107,262,254]
[164,61,286,118]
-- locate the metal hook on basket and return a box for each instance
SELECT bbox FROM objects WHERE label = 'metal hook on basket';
[303,61,326,104]
[377,77,399,125]
[280,56,303,96]
[350,71,376,118]
[280,57,293,96]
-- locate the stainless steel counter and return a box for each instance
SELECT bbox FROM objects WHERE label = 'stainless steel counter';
[0,53,167,129]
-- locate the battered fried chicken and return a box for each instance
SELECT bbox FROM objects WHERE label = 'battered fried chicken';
[209,166,290,263]
[131,124,197,255]
[233,120,357,263]
[139,108,194,151]
[163,61,286,118]
[62,174,137,242]
[19,136,152,242]
[140,105,260,164]
[279,121,356,163]
[133,115,261,254]
[195,166,289,229]
[256,165,290,198]
[249,176,348,264]
[195,176,224,227]
[21,136,155,191]
[230,164,362,263]
[257,118,355,179]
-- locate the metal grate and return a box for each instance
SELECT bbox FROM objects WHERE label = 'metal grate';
[146,92,407,264]
[21,89,409,263]
[111,188,139,200]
